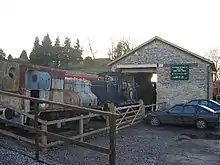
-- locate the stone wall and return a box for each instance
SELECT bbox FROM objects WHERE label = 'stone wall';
[111,39,213,109]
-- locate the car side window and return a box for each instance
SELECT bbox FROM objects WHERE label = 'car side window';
[183,106,196,114]
[168,106,183,113]
[197,107,210,114]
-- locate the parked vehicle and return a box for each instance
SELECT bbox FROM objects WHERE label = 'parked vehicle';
[145,104,220,129]
[186,99,220,111]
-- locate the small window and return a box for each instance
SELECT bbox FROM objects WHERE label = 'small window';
[183,106,196,114]
[8,67,16,79]
[32,74,38,82]
[168,106,183,113]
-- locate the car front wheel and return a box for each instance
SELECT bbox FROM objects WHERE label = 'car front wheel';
[149,117,160,126]
[196,119,207,129]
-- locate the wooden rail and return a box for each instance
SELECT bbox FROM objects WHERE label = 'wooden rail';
[0,90,118,165]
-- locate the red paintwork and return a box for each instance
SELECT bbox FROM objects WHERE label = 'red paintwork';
[19,64,65,89]
[65,74,104,81]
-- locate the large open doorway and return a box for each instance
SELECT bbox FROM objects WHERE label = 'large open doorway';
[134,73,157,106]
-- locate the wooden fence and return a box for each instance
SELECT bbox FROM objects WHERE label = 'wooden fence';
[0,90,118,165]
[0,89,167,165]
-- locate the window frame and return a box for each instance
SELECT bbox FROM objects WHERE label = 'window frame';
[196,106,212,114]
[182,105,197,114]
[167,105,183,114]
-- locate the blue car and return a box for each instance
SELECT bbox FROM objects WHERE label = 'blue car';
[186,99,220,111]
[146,104,220,129]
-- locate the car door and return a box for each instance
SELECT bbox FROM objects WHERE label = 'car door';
[163,105,183,125]
[181,105,197,124]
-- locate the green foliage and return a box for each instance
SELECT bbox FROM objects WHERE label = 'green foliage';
[83,56,94,66]
[73,39,83,63]
[30,36,44,65]
[7,54,13,61]
[20,50,28,61]
[53,37,62,67]
[0,48,6,60]
[29,34,84,68]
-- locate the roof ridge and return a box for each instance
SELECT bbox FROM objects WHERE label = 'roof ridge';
[107,36,214,67]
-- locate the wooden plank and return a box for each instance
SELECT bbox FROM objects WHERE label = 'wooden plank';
[41,124,47,148]
[0,128,36,145]
[117,120,143,131]
[34,106,40,160]
[0,117,110,154]
[117,109,140,116]
[46,114,100,125]
[131,106,143,124]
[116,107,130,127]
[117,116,143,127]
[116,104,141,111]
[79,115,84,142]
[46,127,110,148]
[109,115,116,165]
[116,112,144,123]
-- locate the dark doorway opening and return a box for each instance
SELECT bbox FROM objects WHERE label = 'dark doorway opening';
[134,73,156,111]
[30,90,39,111]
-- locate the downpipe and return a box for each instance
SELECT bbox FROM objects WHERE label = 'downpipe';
[207,65,210,100]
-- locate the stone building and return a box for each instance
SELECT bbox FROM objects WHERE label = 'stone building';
[108,36,216,109]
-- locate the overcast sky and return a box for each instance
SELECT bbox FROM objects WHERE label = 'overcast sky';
[0,0,220,59]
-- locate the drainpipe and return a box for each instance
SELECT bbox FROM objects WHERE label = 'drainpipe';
[207,65,210,100]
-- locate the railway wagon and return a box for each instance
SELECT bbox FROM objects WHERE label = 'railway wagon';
[0,60,89,126]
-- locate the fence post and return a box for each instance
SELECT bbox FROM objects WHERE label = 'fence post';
[151,105,154,112]
[109,106,116,165]
[34,103,40,161]
[105,103,111,133]
[41,124,47,151]
[138,100,144,116]
[79,115,84,142]
[109,103,117,133]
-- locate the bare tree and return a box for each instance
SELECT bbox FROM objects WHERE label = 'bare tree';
[108,38,134,60]
[88,38,97,59]
[205,48,220,81]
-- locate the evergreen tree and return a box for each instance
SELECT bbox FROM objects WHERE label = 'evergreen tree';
[19,50,28,61]
[53,37,62,67]
[7,54,13,61]
[30,36,42,64]
[41,33,53,66]
[61,37,72,67]
[73,39,83,63]
[30,34,53,66]
[0,48,6,60]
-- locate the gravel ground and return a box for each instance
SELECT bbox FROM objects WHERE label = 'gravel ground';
[0,146,46,165]
[0,123,220,165]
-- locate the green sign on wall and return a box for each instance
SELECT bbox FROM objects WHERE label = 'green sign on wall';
[171,65,189,80]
